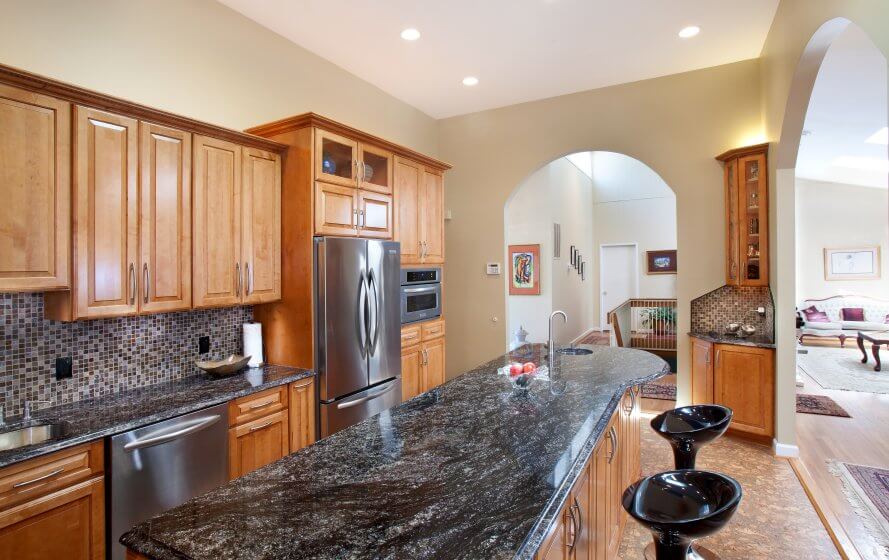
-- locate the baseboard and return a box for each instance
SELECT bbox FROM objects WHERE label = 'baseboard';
[773,439,800,458]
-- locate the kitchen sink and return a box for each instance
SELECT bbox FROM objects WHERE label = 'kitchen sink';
[0,422,66,451]
[558,347,593,355]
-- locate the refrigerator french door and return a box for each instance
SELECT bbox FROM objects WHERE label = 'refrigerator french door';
[315,237,402,436]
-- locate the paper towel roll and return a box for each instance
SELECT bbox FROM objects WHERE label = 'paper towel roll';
[243,322,264,368]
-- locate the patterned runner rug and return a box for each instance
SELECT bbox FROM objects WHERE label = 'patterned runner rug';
[829,462,889,554]
[795,394,851,418]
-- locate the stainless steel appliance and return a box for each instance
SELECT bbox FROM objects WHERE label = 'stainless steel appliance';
[109,403,228,560]
[400,267,442,324]
[315,237,402,437]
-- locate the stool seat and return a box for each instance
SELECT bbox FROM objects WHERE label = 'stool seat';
[650,405,732,469]
[623,470,742,560]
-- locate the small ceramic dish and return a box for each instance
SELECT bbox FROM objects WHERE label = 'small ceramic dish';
[195,355,251,377]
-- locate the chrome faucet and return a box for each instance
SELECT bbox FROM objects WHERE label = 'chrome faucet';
[548,310,568,356]
[23,400,52,422]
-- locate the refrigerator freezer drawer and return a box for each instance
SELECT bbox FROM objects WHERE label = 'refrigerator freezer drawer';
[320,378,402,437]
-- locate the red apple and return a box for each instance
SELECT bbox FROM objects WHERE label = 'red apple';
[509,363,523,376]
[522,362,537,373]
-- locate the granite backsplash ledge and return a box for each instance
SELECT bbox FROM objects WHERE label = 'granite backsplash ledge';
[690,285,775,340]
[1,293,252,416]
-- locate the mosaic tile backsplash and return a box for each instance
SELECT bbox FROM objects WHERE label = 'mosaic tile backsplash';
[1,293,252,416]
[690,285,775,340]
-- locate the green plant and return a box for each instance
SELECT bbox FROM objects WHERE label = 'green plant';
[640,306,676,330]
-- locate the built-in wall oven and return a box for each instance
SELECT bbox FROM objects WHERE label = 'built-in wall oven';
[400,268,441,324]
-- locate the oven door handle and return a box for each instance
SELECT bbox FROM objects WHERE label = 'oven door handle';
[402,286,436,294]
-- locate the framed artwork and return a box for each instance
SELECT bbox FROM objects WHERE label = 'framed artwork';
[509,244,541,295]
[570,245,576,267]
[824,247,881,280]
[647,250,677,275]
[580,261,585,281]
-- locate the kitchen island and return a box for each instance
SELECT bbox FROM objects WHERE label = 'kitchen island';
[122,344,669,560]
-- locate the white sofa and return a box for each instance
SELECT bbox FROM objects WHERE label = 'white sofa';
[798,295,889,346]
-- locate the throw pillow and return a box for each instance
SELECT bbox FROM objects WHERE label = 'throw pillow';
[802,306,829,323]
[841,308,865,322]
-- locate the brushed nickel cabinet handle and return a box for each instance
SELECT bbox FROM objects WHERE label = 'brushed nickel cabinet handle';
[606,427,615,463]
[353,208,358,226]
[13,467,64,488]
[245,262,251,296]
[143,263,149,304]
[566,501,578,551]
[249,420,274,432]
[129,263,135,305]
[248,399,275,410]
[235,262,241,297]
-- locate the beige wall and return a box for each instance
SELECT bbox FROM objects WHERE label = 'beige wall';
[0,0,438,155]
[439,60,764,404]
[759,0,889,450]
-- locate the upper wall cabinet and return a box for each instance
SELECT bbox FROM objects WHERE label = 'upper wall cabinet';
[0,84,70,292]
[718,143,769,286]
[241,147,282,304]
[395,156,444,264]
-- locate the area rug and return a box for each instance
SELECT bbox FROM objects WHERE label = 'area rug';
[795,394,851,418]
[797,347,889,394]
[575,331,611,346]
[829,461,889,553]
[641,380,676,401]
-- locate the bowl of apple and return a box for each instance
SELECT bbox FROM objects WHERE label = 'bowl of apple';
[498,361,543,391]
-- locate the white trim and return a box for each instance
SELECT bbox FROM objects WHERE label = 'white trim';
[773,439,800,458]
[598,243,639,328]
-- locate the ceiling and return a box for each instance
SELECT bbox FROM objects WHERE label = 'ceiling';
[798,25,888,189]
[566,152,674,204]
[218,0,779,119]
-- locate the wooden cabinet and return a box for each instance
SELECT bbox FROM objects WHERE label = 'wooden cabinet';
[358,144,393,194]
[228,409,289,480]
[315,129,358,187]
[401,319,446,400]
[714,344,775,437]
[0,442,104,560]
[242,147,281,304]
[0,84,70,292]
[690,337,714,403]
[193,137,281,309]
[717,144,769,286]
[289,378,316,453]
[139,122,192,314]
[538,504,567,560]
[570,461,592,560]
[395,157,445,264]
[314,181,358,236]
[358,190,393,238]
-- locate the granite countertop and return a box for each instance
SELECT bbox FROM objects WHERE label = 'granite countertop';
[689,331,776,349]
[121,344,669,560]
[0,364,314,468]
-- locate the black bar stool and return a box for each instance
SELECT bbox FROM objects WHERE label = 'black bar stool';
[623,470,743,560]
[650,405,732,470]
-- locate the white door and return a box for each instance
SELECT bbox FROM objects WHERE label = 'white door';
[600,244,637,329]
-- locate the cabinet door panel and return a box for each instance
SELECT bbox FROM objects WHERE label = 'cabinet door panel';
[242,148,281,304]
[724,158,739,286]
[359,190,393,239]
[358,143,392,194]
[289,378,316,453]
[738,154,768,286]
[593,439,608,560]
[228,410,289,480]
[74,107,138,319]
[394,157,422,263]
[572,462,592,560]
[0,85,70,292]
[193,136,241,308]
[605,416,622,557]
[314,182,358,236]
[420,168,444,263]
[714,345,774,436]
[0,477,104,560]
[401,347,422,401]
[139,123,191,313]
[315,129,357,187]
[690,338,713,404]
[422,337,445,392]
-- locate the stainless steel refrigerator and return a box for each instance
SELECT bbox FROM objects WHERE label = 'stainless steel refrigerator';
[315,237,402,436]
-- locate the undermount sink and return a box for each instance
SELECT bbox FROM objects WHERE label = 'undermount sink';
[558,347,593,355]
[0,423,66,451]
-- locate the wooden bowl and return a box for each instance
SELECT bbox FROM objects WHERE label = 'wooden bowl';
[195,355,251,377]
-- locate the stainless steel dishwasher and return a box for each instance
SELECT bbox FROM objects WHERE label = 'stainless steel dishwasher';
[109,403,228,560]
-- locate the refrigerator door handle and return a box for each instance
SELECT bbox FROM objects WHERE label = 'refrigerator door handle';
[336,379,398,409]
[358,273,368,356]
[368,268,380,355]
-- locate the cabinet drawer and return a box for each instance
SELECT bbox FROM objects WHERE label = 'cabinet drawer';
[0,441,103,512]
[401,324,422,348]
[229,386,289,427]
[420,319,445,341]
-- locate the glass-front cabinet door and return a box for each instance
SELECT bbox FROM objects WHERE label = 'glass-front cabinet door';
[724,158,740,285]
[358,144,393,194]
[737,153,768,285]
[315,129,358,187]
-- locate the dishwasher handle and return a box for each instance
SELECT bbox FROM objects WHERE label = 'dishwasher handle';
[123,415,222,452]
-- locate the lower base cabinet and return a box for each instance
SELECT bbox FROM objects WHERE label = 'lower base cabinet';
[401,319,446,401]
[228,409,290,480]
[538,387,641,560]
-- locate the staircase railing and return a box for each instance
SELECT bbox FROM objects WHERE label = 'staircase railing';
[608,298,677,351]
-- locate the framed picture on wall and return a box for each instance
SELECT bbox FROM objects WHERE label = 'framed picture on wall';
[509,244,541,295]
[570,245,576,267]
[646,250,677,274]
[824,247,881,280]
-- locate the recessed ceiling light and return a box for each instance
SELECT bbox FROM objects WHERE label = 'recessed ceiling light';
[678,26,700,38]
[400,28,420,41]
[462,76,479,87]
[866,126,888,145]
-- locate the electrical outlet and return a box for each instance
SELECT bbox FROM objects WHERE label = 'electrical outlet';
[55,357,73,380]
[199,336,210,354]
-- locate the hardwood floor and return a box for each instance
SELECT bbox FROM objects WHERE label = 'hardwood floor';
[795,345,889,560]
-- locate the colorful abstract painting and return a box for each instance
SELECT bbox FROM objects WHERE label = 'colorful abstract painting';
[509,244,540,295]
